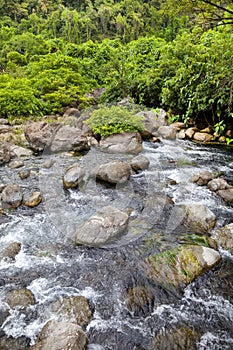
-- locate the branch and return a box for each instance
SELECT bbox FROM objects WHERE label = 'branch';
[200,0,233,16]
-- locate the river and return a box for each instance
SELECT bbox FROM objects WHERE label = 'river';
[0,138,232,349]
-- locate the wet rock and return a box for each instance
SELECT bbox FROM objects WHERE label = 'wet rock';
[1,184,23,209]
[148,325,202,350]
[96,161,131,184]
[5,288,36,308]
[0,336,30,350]
[219,135,226,143]
[0,303,10,327]
[208,178,232,191]
[185,127,196,139]
[24,192,42,207]
[25,121,61,152]
[130,155,150,172]
[63,164,86,189]
[137,109,167,138]
[99,132,142,155]
[50,125,90,153]
[193,132,213,142]
[75,206,129,246]
[125,285,155,317]
[9,145,33,158]
[30,320,88,350]
[146,245,221,290]
[217,188,233,203]
[190,170,213,186]
[18,170,31,179]
[170,122,186,130]
[50,295,92,327]
[157,126,177,140]
[8,160,24,169]
[215,223,233,253]
[180,203,216,234]
[177,129,186,139]
[0,143,11,165]
[0,242,21,261]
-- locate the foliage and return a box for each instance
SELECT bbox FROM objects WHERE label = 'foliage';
[85,105,145,137]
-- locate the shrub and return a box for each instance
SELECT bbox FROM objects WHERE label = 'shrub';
[85,105,145,137]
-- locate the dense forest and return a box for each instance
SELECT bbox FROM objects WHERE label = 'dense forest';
[0,0,233,133]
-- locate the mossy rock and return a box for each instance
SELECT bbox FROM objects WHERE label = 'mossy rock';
[145,244,221,290]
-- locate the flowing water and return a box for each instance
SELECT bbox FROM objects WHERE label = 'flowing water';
[0,139,232,349]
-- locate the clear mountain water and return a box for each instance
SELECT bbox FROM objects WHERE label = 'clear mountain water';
[0,139,232,349]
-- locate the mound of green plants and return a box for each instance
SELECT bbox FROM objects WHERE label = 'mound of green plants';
[85,105,145,137]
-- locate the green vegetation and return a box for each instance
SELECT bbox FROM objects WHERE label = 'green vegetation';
[0,0,232,133]
[85,105,145,137]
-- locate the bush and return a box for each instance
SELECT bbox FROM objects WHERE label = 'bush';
[85,105,145,137]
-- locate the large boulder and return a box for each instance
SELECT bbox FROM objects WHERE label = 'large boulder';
[96,161,131,184]
[217,188,233,203]
[99,132,142,155]
[50,125,90,153]
[75,206,129,246]
[190,170,213,186]
[50,296,92,327]
[0,142,11,165]
[145,245,221,290]
[63,164,86,189]
[5,288,36,308]
[157,126,177,140]
[25,121,61,152]
[30,320,88,350]
[215,223,233,253]
[137,109,167,138]
[179,203,216,234]
[1,184,23,209]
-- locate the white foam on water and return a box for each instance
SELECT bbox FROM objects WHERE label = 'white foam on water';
[197,331,233,350]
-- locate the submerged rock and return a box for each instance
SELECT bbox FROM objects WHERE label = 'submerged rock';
[1,184,23,209]
[148,325,202,350]
[215,223,233,253]
[5,288,36,308]
[50,296,92,327]
[63,164,86,189]
[30,320,88,350]
[99,132,142,155]
[75,206,129,246]
[96,160,131,184]
[145,245,221,290]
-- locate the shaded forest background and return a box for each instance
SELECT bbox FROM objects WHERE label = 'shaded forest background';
[0,0,233,129]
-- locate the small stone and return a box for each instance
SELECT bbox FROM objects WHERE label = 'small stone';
[5,288,36,308]
[24,192,42,207]
[130,155,150,172]
[63,164,86,189]
[178,129,186,139]
[193,132,213,142]
[8,160,24,169]
[0,242,21,261]
[185,127,196,139]
[1,184,23,209]
[18,170,31,179]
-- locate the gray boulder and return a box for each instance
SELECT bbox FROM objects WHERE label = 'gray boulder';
[24,192,42,207]
[215,223,233,253]
[50,296,91,327]
[30,320,88,350]
[190,170,213,186]
[63,164,86,189]
[1,184,23,209]
[99,132,142,155]
[75,206,129,246]
[96,161,131,184]
[50,125,90,153]
[157,126,177,140]
[25,121,61,152]
[0,142,11,165]
[130,155,150,172]
[180,203,216,234]
[137,109,167,138]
